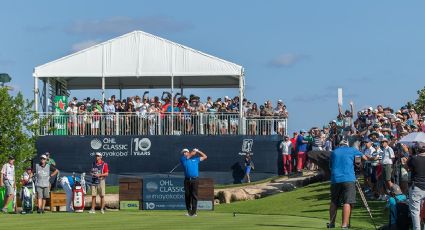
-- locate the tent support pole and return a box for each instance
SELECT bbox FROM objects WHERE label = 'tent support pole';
[43,79,47,112]
[101,77,105,103]
[239,74,245,135]
[34,76,39,112]
[171,75,174,135]
[180,78,183,95]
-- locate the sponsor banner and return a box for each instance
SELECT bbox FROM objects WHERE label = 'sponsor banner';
[120,201,141,210]
[53,96,68,135]
[36,135,282,181]
[54,96,67,114]
[143,201,213,210]
[143,178,185,202]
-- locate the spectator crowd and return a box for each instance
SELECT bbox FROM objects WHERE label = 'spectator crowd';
[279,102,425,229]
[50,92,289,136]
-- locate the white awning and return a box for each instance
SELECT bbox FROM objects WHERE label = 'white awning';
[33,30,243,89]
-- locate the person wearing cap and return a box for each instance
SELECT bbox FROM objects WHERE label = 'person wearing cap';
[34,154,59,213]
[1,156,15,213]
[328,140,362,229]
[45,152,59,190]
[381,138,395,190]
[89,152,109,214]
[279,135,293,175]
[104,98,115,135]
[180,148,207,217]
[385,184,407,229]
[362,139,376,197]
[407,143,425,229]
[296,130,309,175]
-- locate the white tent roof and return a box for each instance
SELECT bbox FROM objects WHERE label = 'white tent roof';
[33,31,243,89]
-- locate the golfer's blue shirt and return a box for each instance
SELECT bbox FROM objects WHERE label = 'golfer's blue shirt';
[330,146,362,184]
[180,156,200,178]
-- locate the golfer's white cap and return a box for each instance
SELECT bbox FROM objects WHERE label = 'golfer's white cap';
[40,154,47,159]
[181,148,189,154]
[95,152,102,157]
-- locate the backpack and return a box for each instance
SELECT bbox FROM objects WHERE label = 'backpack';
[395,196,412,229]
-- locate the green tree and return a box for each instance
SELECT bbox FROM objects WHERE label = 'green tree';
[0,87,40,178]
[414,86,425,114]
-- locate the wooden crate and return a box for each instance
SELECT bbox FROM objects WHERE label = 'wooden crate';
[198,178,214,200]
[119,177,142,201]
[50,192,67,212]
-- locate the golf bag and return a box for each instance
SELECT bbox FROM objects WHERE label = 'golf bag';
[21,182,35,214]
[72,173,86,213]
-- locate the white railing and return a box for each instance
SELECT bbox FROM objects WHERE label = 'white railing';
[37,112,287,136]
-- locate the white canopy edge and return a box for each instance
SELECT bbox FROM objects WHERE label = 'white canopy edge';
[33,30,243,81]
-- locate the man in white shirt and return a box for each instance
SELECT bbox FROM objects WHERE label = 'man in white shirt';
[279,136,293,175]
[1,156,15,213]
[381,138,395,190]
[362,139,376,194]
[104,98,115,135]
[66,103,78,135]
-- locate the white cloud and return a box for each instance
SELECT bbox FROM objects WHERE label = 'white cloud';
[66,16,193,37]
[268,53,306,68]
[71,40,100,52]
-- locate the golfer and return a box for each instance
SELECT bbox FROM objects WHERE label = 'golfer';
[1,156,15,213]
[328,140,362,229]
[89,152,109,214]
[35,154,59,213]
[180,148,207,217]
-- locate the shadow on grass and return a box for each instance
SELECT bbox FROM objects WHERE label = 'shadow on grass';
[256,224,323,229]
[302,209,328,213]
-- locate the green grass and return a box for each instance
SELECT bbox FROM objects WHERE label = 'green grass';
[215,181,387,229]
[214,175,284,189]
[0,182,387,229]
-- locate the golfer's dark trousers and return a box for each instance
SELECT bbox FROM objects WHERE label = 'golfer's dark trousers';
[184,177,199,215]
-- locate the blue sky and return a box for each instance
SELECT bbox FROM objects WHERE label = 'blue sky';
[1,0,425,133]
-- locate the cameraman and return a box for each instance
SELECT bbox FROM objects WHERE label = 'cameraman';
[328,140,362,229]
[407,143,425,230]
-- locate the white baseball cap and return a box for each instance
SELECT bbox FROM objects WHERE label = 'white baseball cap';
[181,148,189,154]
[40,154,47,159]
[95,152,102,157]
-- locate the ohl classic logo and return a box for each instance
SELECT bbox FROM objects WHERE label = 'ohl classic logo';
[90,137,151,157]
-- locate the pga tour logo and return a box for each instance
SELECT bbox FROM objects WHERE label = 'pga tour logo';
[242,139,253,152]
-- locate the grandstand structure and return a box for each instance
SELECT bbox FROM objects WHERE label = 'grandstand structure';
[33,30,287,136]
[33,31,287,184]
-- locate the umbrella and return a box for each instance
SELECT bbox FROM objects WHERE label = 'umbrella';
[399,132,425,144]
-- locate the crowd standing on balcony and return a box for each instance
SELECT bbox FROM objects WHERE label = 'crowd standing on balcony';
[53,92,288,136]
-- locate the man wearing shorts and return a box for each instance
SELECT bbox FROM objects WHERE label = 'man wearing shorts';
[328,140,362,229]
[1,156,15,213]
[381,138,395,190]
[89,152,109,214]
[34,154,59,213]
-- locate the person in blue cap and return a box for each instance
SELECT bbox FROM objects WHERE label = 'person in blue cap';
[296,129,309,175]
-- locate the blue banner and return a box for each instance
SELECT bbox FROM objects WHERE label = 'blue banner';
[143,178,185,202]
